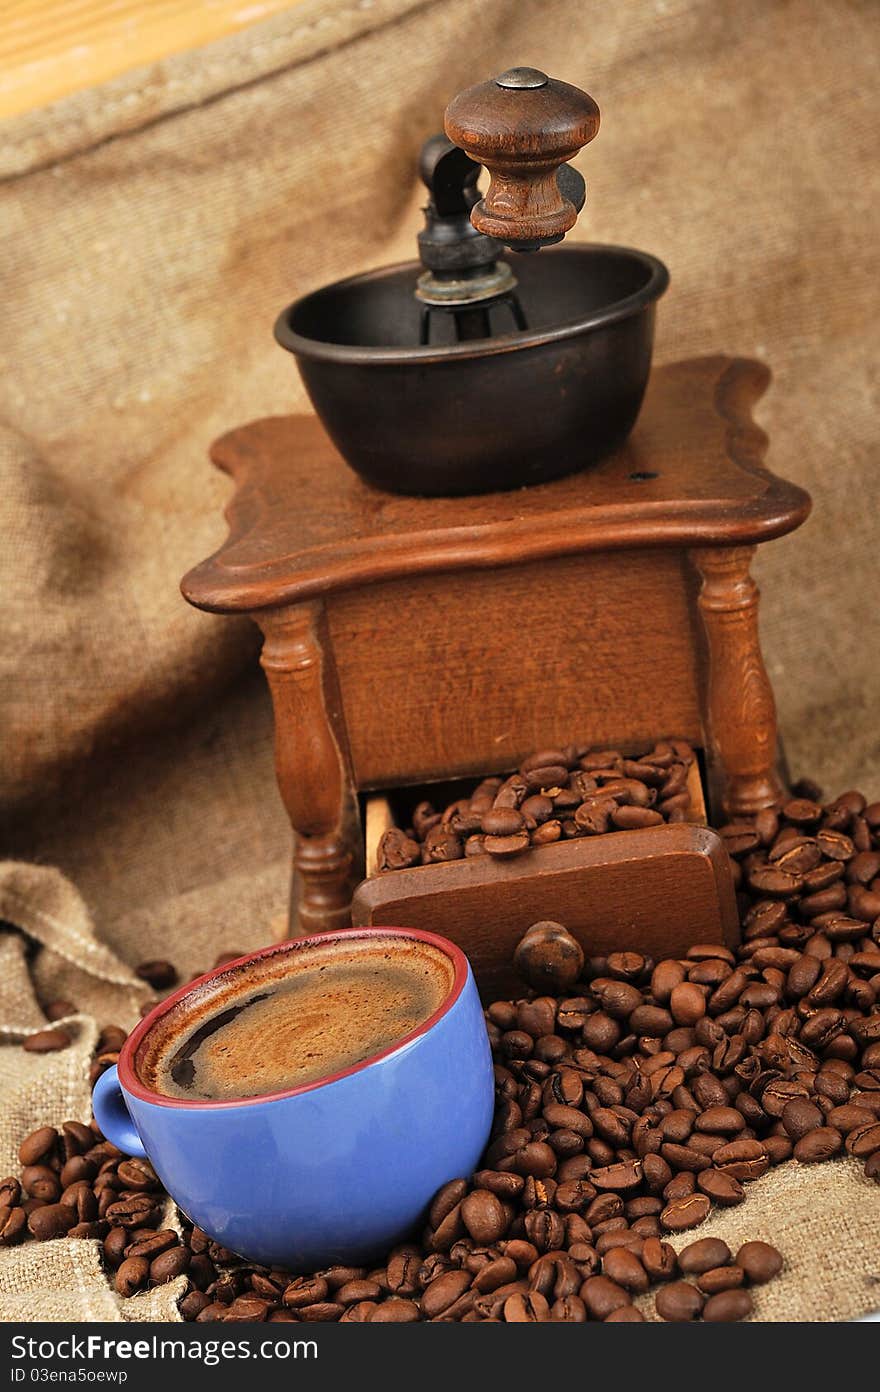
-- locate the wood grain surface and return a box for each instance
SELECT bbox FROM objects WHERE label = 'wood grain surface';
[182,356,811,614]
[327,547,704,789]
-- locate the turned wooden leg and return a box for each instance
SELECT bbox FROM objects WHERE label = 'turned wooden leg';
[256,603,362,936]
[690,546,785,817]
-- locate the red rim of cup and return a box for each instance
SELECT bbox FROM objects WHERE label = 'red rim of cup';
[117,926,470,1110]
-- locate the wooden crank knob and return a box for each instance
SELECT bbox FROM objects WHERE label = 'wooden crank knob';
[444,67,600,248]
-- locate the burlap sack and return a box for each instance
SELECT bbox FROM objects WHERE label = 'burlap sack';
[0,0,878,1320]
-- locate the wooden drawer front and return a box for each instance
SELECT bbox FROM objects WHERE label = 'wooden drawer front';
[352,823,737,1001]
[327,548,703,789]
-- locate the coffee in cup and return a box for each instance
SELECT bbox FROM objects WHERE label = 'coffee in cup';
[137,931,454,1101]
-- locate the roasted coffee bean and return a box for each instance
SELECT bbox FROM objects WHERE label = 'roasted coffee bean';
[336,1279,382,1306]
[481,808,525,838]
[640,1237,678,1282]
[460,1190,508,1245]
[377,828,421,871]
[663,1172,696,1202]
[677,1238,731,1274]
[825,1103,876,1134]
[763,1135,794,1165]
[590,1160,642,1192]
[225,1296,272,1322]
[470,1256,516,1295]
[135,961,177,990]
[611,805,664,830]
[503,1290,551,1322]
[592,1108,630,1148]
[179,1291,212,1320]
[429,1180,467,1229]
[60,1181,97,1223]
[579,1275,632,1320]
[117,1158,160,1191]
[28,1204,76,1241]
[421,1270,471,1319]
[697,1265,745,1295]
[96,1027,128,1056]
[385,1248,421,1296]
[423,826,464,862]
[104,1195,158,1228]
[126,1230,178,1260]
[697,1169,745,1206]
[103,1227,128,1269]
[703,1288,753,1321]
[45,1000,76,1022]
[116,1256,149,1297]
[863,1152,880,1181]
[484,831,530,858]
[18,1128,58,1168]
[194,1302,228,1323]
[660,1143,709,1174]
[283,1277,329,1308]
[694,1106,745,1136]
[711,1138,769,1182]
[780,1098,824,1140]
[601,1246,649,1293]
[523,1209,564,1251]
[0,1178,21,1209]
[0,1207,27,1246]
[550,1294,587,1322]
[150,1247,191,1284]
[760,1078,811,1118]
[429,1202,464,1252]
[59,1155,96,1188]
[793,1127,843,1163]
[371,1299,421,1323]
[735,1241,783,1283]
[23,1028,71,1053]
[291,1302,344,1322]
[660,1194,711,1232]
[845,1121,880,1156]
[22,1165,61,1203]
[670,983,708,1026]
[595,1229,641,1256]
[655,1280,704,1321]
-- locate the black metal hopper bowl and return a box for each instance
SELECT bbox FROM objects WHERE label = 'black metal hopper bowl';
[274,68,669,497]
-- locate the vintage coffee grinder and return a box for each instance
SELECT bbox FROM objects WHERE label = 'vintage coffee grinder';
[183,68,810,993]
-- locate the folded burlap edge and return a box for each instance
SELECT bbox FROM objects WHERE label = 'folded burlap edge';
[0,0,441,179]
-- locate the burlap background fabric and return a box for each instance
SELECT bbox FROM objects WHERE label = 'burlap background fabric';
[0,0,877,1320]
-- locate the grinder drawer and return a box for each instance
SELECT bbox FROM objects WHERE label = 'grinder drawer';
[351,762,738,1000]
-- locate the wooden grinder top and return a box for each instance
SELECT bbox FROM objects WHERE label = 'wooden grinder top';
[182,356,811,615]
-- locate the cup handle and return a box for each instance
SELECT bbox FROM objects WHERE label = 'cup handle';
[92,1065,148,1159]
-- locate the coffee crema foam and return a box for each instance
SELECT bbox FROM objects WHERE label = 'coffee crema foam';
[136,935,454,1102]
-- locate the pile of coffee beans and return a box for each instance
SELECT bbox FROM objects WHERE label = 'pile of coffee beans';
[377,739,696,870]
[3,782,880,1321]
[652,1237,782,1321]
[0,1117,786,1322]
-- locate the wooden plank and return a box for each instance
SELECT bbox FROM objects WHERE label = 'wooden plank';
[0,1,308,119]
[364,794,394,879]
[685,758,706,822]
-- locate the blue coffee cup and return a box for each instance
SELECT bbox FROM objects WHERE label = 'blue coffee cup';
[93,927,494,1271]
